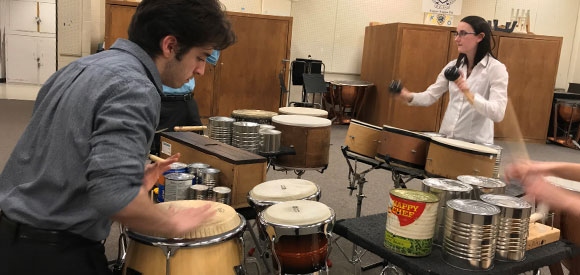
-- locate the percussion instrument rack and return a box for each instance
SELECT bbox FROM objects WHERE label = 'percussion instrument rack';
[258,145,296,172]
[271,163,328,179]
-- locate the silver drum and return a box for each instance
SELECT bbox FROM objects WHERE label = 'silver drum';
[480,194,531,261]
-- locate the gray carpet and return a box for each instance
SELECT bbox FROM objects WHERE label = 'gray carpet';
[1,98,577,274]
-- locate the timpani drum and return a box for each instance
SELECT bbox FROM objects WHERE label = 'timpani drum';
[232,109,278,125]
[425,137,498,179]
[278,107,328,118]
[259,200,335,274]
[344,119,382,158]
[123,200,247,275]
[557,101,580,123]
[272,115,331,169]
[329,80,374,124]
[376,125,431,169]
[545,176,580,273]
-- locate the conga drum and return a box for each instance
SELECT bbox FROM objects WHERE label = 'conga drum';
[272,115,331,169]
[232,109,278,125]
[123,200,246,275]
[425,137,498,179]
[259,200,335,274]
[344,119,381,158]
[545,176,580,274]
[376,125,431,169]
[278,107,328,118]
[248,179,321,214]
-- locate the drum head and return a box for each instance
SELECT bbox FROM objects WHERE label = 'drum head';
[545,176,580,193]
[263,200,332,226]
[382,125,430,140]
[232,109,277,119]
[250,179,318,202]
[272,115,331,128]
[278,107,328,117]
[351,119,381,131]
[133,200,240,239]
[431,137,498,155]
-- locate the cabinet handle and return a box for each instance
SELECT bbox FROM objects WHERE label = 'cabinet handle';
[35,16,42,24]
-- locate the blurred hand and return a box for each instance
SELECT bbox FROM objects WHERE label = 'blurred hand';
[167,204,216,236]
[504,161,552,184]
[455,72,469,94]
[142,153,181,192]
[397,87,414,103]
[522,174,578,213]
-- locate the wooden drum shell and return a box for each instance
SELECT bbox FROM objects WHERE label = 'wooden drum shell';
[274,234,328,274]
[376,127,430,169]
[344,120,381,158]
[425,140,496,179]
[272,122,330,169]
[124,239,241,275]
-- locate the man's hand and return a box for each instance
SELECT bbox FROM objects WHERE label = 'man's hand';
[167,204,216,236]
[142,153,180,192]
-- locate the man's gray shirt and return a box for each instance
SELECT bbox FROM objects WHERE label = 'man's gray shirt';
[0,39,162,241]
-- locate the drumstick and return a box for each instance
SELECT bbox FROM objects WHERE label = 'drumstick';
[149,154,165,162]
[174,126,207,132]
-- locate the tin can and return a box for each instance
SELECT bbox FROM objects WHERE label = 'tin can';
[201,168,220,200]
[385,189,439,257]
[189,184,209,200]
[188,163,210,185]
[213,186,232,205]
[163,173,194,201]
[457,175,506,200]
[158,162,188,187]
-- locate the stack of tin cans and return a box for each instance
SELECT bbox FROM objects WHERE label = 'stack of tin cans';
[208,116,236,145]
[232,121,261,153]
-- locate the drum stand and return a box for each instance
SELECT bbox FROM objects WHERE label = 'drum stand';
[272,165,328,179]
[334,146,386,274]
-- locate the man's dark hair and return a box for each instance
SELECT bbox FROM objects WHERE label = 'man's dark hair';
[455,15,496,69]
[128,0,236,60]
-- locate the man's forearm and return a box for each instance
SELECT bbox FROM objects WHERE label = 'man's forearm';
[543,162,580,182]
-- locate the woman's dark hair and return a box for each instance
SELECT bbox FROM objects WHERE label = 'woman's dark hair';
[455,16,495,68]
[128,0,236,60]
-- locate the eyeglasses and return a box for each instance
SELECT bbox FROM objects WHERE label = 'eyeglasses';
[454,31,476,38]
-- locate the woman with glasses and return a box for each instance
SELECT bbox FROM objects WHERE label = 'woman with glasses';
[396,16,508,144]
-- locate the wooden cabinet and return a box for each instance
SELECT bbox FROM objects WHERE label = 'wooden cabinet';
[360,23,562,142]
[105,0,293,119]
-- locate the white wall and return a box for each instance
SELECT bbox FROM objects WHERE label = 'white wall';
[287,0,580,104]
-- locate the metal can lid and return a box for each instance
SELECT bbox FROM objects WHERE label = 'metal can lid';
[213,186,231,194]
[168,162,188,170]
[164,172,194,181]
[457,175,506,188]
[189,163,210,169]
[446,199,501,215]
[423,178,473,192]
[480,194,531,209]
[209,116,235,122]
[390,188,439,203]
[190,184,209,191]
[202,168,221,174]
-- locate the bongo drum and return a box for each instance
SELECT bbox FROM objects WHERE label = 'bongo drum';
[123,200,247,275]
[425,137,498,179]
[278,107,328,118]
[272,115,331,169]
[247,179,321,214]
[259,200,335,274]
[232,109,278,125]
[376,125,431,169]
[344,119,381,158]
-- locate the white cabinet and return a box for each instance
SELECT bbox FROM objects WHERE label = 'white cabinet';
[8,0,55,34]
[6,34,56,84]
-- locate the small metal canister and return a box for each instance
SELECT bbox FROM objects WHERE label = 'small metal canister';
[259,129,281,154]
[457,175,506,200]
[385,189,439,257]
[213,186,232,205]
[201,168,220,199]
[163,173,194,201]
[189,184,209,200]
[188,163,210,185]
[443,199,500,270]
[480,194,531,261]
[421,178,473,245]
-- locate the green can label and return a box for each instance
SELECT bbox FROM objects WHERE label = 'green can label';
[384,230,432,257]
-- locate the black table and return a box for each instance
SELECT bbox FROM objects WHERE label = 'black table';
[334,213,580,275]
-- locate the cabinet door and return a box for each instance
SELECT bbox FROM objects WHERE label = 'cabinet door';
[391,27,449,131]
[9,1,38,32]
[39,2,56,34]
[38,36,56,83]
[6,34,38,83]
[495,37,560,141]
[105,4,136,49]
[194,63,215,118]
[213,15,291,116]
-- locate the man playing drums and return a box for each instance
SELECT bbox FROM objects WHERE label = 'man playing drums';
[0,0,235,274]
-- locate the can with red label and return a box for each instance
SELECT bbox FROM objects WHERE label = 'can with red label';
[385,188,439,256]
